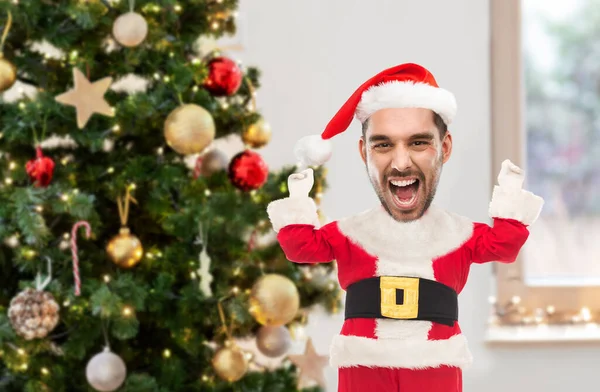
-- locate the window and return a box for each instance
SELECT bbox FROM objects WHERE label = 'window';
[489,0,600,341]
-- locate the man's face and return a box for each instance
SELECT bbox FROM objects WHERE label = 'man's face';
[359,108,452,222]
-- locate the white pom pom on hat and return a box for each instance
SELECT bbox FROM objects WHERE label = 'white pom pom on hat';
[293,134,333,167]
[293,63,457,167]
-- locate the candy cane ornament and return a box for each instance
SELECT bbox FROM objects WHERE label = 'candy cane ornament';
[71,221,92,296]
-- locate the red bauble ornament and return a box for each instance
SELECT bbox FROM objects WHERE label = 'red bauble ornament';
[26,147,55,187]
[203,57,243,96]
[228,150,268,191]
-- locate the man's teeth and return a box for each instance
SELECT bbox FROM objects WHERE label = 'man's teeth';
[390,179,417,187]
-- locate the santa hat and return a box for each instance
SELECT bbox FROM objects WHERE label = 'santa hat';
[294,63,457,167]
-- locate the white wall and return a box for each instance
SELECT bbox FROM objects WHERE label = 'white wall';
[234,0,599,390]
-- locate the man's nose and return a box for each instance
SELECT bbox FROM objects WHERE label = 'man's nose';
[391,146,413,171]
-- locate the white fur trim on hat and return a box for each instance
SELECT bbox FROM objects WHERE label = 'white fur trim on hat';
[355,81,457,125]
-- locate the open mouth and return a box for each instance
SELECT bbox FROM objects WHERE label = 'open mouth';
[389,178,420,210]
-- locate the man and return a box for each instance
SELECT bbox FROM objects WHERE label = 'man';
[266,63,543,392]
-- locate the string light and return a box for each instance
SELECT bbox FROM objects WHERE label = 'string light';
[41,367,49,376]
[211,21,219,30]
[190,271,197,279]
[5,177,13,185]
[103,275,111,283]
[112,124,120,132]
[107,167,115,174]
[581,307,592,322]
[490,298,599,327]
[35,205,43,213]
[174,4,182,12]
[63,299,71,307]
[163,349,171,358]
[201,375,209,382]
[9,161,16,170]
[204,189,211,197]
[17,348,25,356]
[122,306,133,317]
[231,286,240,295]
[18,102,26,110]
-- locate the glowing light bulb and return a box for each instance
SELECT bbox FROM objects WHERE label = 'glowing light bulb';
[122,306,133,317]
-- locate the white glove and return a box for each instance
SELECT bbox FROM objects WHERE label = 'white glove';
[288,168,314,198]
[498,159,524,190]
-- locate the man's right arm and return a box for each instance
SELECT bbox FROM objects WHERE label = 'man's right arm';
[266,169,335,263]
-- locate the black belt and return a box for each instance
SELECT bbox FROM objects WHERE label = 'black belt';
[344,276,458,327]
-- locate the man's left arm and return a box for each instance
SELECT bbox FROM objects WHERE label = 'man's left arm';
[468,159,544,264]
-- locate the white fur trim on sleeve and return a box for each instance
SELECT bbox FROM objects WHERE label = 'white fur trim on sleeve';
[488,186,544,225]
[356,81,457,125]
[329,334,473,370]
[266,197,320,233]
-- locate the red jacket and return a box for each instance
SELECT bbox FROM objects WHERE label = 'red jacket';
[267,185,544,369]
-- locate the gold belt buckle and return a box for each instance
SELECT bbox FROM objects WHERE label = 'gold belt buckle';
[380,276,419,319]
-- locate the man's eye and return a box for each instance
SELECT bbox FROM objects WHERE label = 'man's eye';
[374,143,391,148]
[412,141,429,146]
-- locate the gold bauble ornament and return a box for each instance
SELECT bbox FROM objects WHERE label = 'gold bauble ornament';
[242,119,271,148]
[242,119,272,149]
[164,104,215,155]
[112,12,148,47]
[0,57,16,92]
[106,227,143,268]
[249,274,300,326]
[212,344,248,382]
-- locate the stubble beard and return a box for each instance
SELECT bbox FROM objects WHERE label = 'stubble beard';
[366,155,443,222]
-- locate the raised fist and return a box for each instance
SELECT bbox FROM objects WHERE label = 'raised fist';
[498,159,524,190]
[288,168,314,198]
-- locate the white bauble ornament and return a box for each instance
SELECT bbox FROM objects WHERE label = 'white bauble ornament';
[112,12,148,47]
[86,347,127,392]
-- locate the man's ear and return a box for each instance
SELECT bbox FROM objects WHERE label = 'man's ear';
[442,132,452,163]
[359,137,367,164]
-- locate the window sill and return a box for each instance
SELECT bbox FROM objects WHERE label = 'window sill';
[485,323,600,343]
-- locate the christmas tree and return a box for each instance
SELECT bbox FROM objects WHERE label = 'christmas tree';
[0,1,340,391]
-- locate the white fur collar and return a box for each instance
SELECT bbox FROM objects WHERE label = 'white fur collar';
[337,204,474,264]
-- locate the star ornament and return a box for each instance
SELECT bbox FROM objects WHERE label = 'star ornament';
[55,68,114,129]
[288,338,329,389]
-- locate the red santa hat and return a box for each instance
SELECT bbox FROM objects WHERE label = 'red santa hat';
[293,63,457,167]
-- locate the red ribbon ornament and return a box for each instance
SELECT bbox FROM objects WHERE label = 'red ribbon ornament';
[25,146,55,187]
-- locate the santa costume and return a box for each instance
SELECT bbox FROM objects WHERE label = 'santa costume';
[266,63,544,392]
